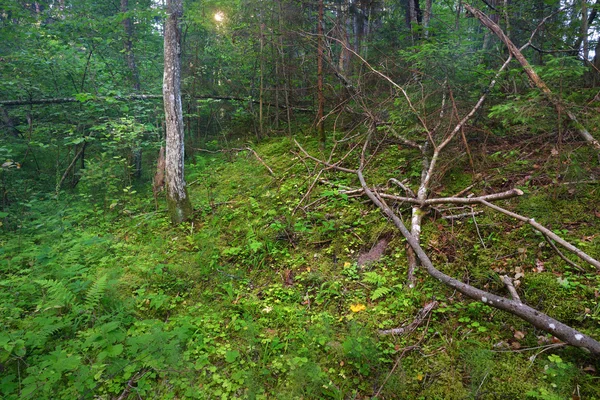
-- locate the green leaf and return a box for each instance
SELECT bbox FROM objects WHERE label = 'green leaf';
[225,350,240,363]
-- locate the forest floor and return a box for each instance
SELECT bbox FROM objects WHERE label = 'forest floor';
[1,133,600,399]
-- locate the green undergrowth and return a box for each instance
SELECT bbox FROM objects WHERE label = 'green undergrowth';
[1,135,600,399]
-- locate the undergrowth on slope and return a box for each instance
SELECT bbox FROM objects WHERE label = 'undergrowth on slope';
[1,134,599,399]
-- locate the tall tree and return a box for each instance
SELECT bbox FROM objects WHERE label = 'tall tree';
[163,0,193,224]
[317,0,325,146]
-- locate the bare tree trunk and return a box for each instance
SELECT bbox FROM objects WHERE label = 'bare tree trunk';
[163,0,193,224]
[317,0,325,147]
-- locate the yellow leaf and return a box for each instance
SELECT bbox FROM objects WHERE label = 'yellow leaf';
[350,303,366,313]
[344,262,351,268]
[417,373,424,381]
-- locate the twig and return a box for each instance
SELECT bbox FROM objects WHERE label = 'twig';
[541,233,585,272]
[195,146,275,176]
[501,275,521,303]
[472,207,487,248]
[373,345,418,398]
[388,178,416,198]
[116,369,149,400]
[441,210,484,220]
[294,139,358,173]
[378,301,439,335]
[479,199,600,270]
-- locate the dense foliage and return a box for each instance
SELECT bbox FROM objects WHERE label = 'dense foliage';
[1,0,600,398]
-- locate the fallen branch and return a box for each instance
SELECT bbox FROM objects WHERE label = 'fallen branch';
[442,210,484,220]
[465,4,600,152]
[116,369,149,400]
[502,275,522,303]
[0,94,314,112]
[56,142,87,193]
[542,232,585,272]
[378,301,438,335]
[479,199,600,270]
[358,168,600,355]
[337,187,524,206]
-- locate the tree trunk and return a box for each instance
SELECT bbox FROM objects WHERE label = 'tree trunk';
[317,0,325,147]
[121,0,141,91]
[163,0,193,224]
[121,0,143,179]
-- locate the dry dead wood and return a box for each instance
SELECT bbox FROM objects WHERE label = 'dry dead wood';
[378,301,438,336]
[295,138,600,356]
[357,166,600,355]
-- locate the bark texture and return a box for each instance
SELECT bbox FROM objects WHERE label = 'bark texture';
[163,0,193,224]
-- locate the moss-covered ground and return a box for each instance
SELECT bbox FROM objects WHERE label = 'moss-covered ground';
[1,133,599,399]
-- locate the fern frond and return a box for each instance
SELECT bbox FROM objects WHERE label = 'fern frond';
[35,279,75,311]
[84,275,108,312]
[371,286,391,301]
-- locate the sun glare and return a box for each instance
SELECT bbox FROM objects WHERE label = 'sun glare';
[214,11,224,22]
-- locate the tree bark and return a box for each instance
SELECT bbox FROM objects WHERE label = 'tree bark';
[163,0,193,224]
[121,0,141,91]
[317,0,325,147]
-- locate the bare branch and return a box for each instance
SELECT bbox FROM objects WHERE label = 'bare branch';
[294,139,358,174]
[479,200,600,270]
[378,301,438,335]
[357,168,600,355]
[541,233,585,272]
[502,275,522,303]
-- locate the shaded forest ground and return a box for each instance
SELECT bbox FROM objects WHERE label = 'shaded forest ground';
[2,128,600,399]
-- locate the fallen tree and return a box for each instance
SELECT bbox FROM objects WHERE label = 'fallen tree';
[293,5,600,356]
[296,134,600,356]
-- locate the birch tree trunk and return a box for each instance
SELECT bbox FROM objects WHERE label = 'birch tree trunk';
[163,0,193,224]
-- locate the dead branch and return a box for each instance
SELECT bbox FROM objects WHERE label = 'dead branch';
[465,4,600,152]
[294,139,358,173]
[0,94,314,112]
[56,142,87,193]
[378,301,438,335]
[116,369,149,400]
[541,233,585,272]
[341,188,524,206]
[479,199,600,270]
[441,210,484,220]
[502,275,522,303]
[357,168,600,355]
[388,178,416,198]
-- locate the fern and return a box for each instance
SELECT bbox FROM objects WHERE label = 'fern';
[371,286,391,301]
[83,274,108,312]
[362,271,387,286]
[35,279,75,311]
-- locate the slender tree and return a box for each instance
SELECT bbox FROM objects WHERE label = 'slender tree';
[317,0,325,146]
[163,0,193,224]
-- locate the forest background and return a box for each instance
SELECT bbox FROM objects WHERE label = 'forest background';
[2,0,600,398]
